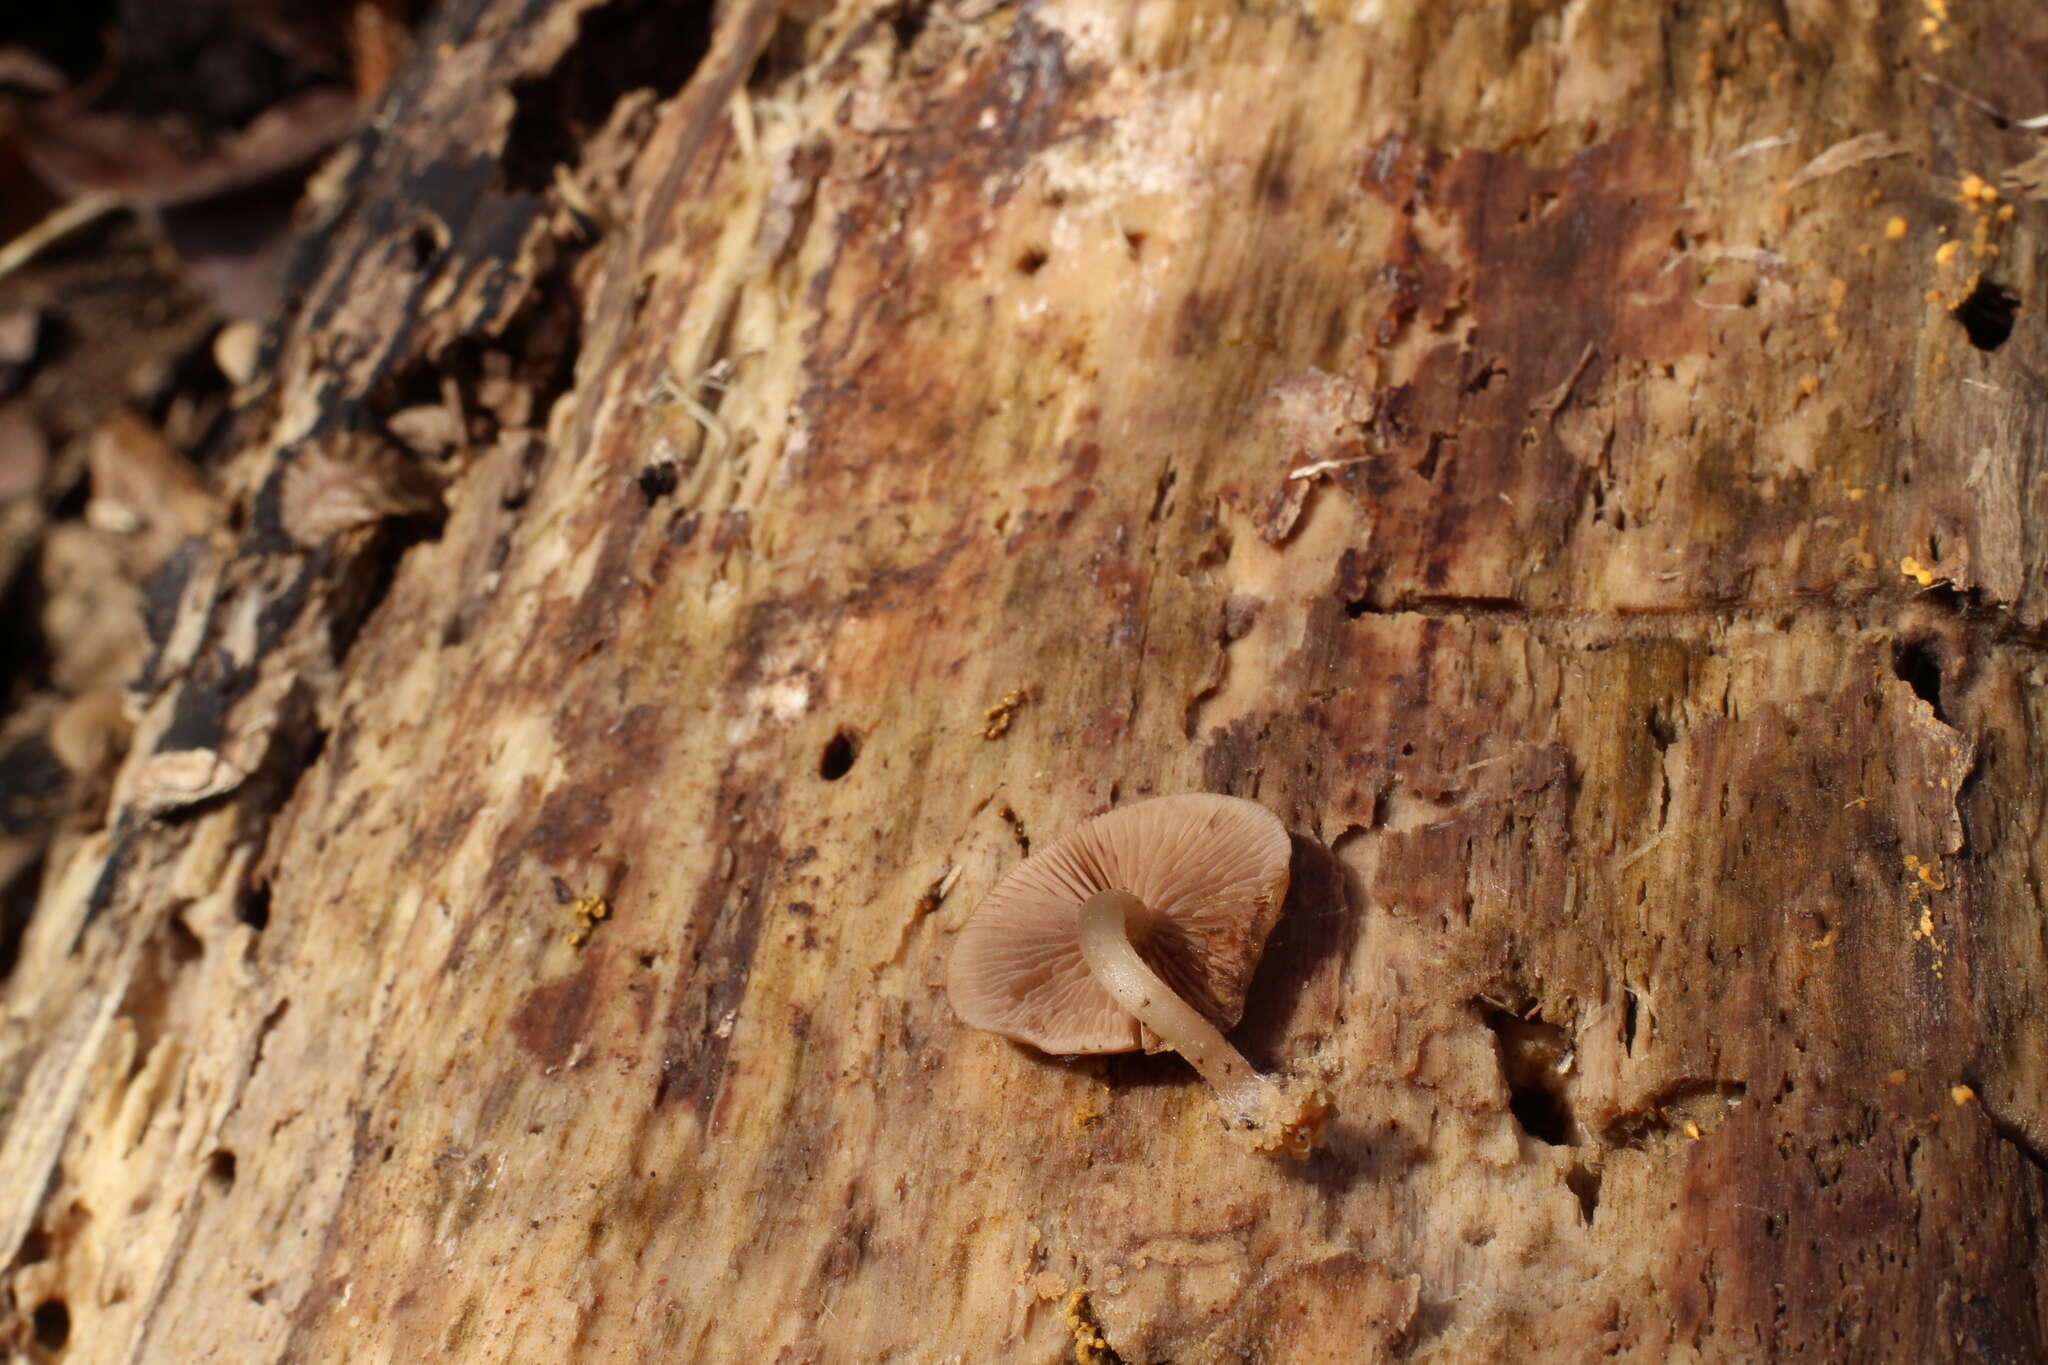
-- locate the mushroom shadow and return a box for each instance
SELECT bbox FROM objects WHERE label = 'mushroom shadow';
[1099,1046,1214,1094]
[1235,832,1352,1065]
[1003,1042,1206,1098]
[1248,833,1394,1181]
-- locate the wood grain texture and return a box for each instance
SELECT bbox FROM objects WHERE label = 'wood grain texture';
[6,1,2048,1360]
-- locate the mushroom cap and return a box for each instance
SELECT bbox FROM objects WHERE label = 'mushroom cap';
[947,793,1293,1055]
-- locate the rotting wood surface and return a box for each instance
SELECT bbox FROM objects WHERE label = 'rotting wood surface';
[5,1,2048,1360]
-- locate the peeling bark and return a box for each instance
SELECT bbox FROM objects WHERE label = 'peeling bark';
[5,1,2048,1361]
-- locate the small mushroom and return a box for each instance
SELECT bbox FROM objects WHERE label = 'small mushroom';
[947,793,1328,1156]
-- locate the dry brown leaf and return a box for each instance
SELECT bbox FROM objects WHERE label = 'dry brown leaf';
[86,412,217,569]
[38,524,147,696]
[278,440,443,547]
[0,309,41,399]
[20,86,361,209]
[0,309,39,367]
[0,408,48,501]
[0,47,65,95]
[48,687,133,777]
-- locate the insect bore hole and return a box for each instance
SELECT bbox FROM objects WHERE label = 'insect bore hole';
[1952,278,2019,352]
[33,1298,69,1350]
[819,730,859,781]
[1892,638,1945,720]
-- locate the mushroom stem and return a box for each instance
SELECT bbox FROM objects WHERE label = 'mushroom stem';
[1076,889,1290,1127]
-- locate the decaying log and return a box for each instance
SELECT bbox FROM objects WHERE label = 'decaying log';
[5,1,2048,1360]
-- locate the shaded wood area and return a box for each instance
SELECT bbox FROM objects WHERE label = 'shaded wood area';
[5,0,2048,1359]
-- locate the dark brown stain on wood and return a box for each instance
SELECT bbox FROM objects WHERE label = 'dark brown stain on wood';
[652,777,785,1124]
[1347,129,1708,601]
[511,957,600,1071]
[791,19,1101,490]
